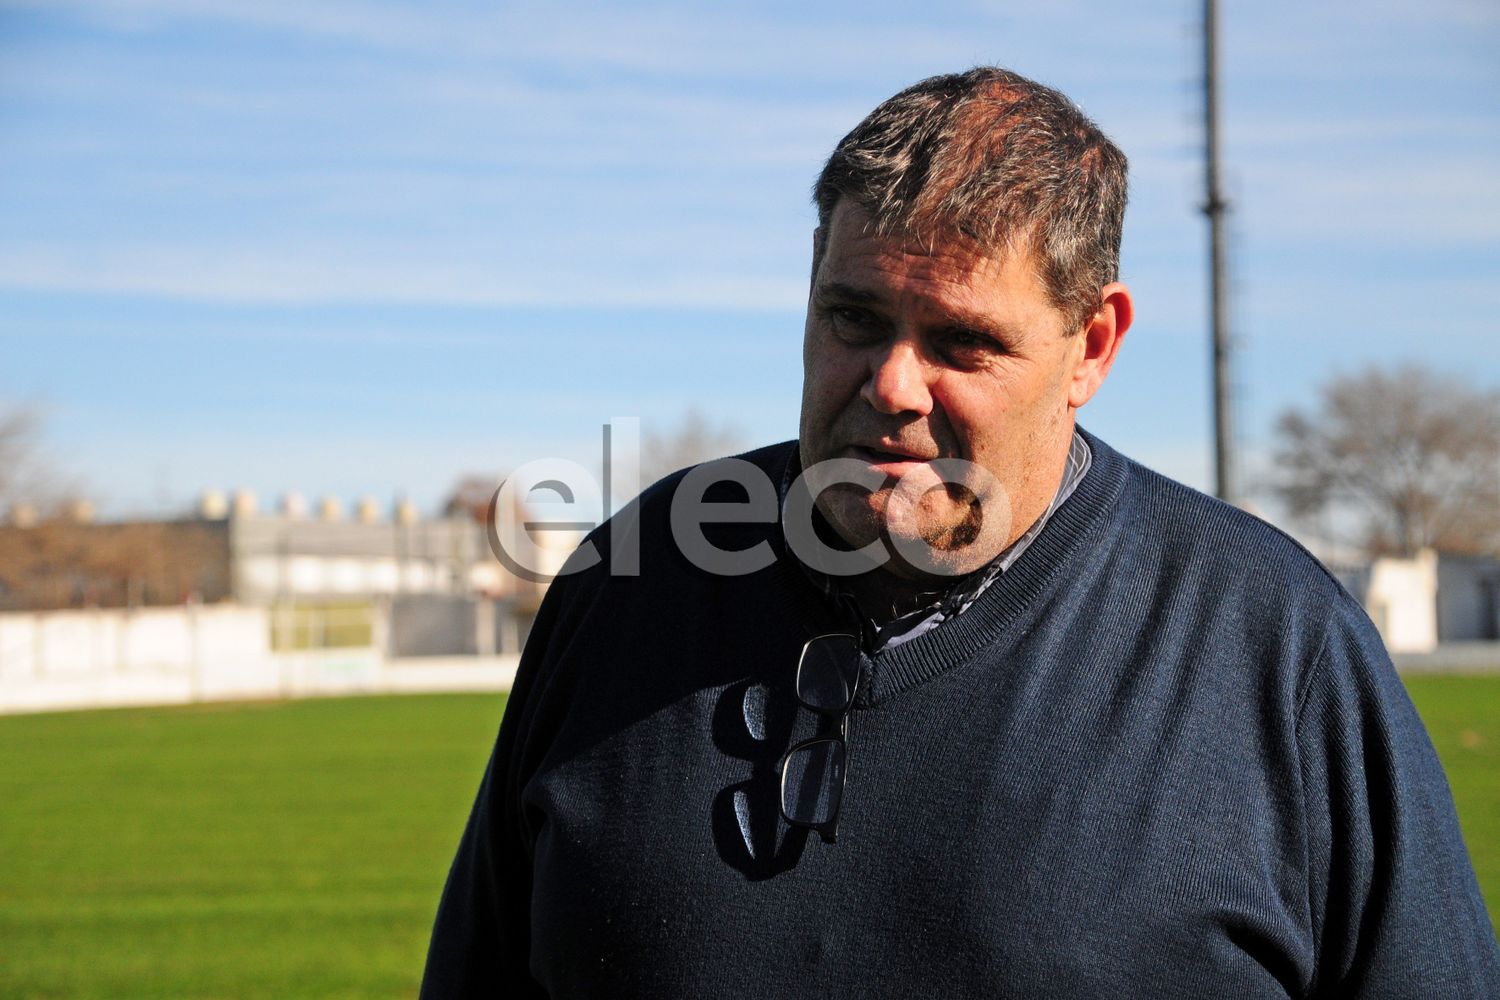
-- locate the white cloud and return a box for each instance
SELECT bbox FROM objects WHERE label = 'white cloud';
[1240,157,1500,244]
[18,0,1029,78]
[0,243,809,309]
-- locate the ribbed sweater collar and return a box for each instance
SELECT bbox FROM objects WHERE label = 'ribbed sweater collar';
[770,426,1131,706]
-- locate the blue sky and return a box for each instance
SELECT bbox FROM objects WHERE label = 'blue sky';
[2,0,1497,517]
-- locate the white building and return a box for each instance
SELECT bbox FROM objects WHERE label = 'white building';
[1337,549,1500,653]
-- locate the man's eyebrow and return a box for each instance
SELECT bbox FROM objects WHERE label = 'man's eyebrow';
[813,281,885,306]
[815,278,1021,341]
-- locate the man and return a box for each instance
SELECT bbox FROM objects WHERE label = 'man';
[422,67,1499,997]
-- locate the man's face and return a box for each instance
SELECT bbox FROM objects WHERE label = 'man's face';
[798,200,1107,579]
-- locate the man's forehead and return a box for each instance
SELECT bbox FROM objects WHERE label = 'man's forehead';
[819,201,1041,298]
[822,200,1032,281]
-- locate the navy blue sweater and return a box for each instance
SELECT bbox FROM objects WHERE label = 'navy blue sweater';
[422,431,1499,998]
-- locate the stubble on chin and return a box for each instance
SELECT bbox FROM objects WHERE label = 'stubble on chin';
[821,479,986,556]
[918,484,984,551]
[814,483,888,550]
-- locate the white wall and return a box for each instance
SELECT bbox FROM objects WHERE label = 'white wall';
[0,605,518,715]
[1366,550,1439,653]
[238,554,445,598]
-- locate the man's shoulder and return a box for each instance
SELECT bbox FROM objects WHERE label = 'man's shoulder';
[1084,432,1383,703]
[1086,430,1352,607]
[635,440,797,508]
[555,440,797,581]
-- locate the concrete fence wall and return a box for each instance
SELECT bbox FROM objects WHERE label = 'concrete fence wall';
[0,604,518,715]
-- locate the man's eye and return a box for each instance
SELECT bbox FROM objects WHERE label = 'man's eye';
[826,306,881,342]
[943,328,992,351]
[936,328,1004,369]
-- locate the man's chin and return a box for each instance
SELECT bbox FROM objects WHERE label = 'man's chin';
[816,491,889,552]
[819,494,1003,580]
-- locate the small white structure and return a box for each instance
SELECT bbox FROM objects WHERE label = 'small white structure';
[355,497,380,524]
[317,495,344,522]
[7,503,38,528]
[199,490,229,520]
[1364,550,1439,653]
[231,489,257,519]
[1342,548,1500,653]
[280,491,308,519]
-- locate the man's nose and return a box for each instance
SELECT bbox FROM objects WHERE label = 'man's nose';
[859,340,934,416]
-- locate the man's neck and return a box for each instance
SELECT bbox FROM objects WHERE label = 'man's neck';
[839,566,955,628]
[831,428,1091,632]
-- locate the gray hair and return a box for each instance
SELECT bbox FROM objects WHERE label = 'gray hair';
[813,67,1128,331]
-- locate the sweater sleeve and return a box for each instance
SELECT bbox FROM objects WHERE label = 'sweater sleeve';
[418,571,579,999]
[1296,599,1499,997]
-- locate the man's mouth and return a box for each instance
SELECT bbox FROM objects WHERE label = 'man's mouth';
[848,444,937,473]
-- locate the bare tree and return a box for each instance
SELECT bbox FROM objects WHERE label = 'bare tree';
[0,403,79,515]
[639,408,746,488]
[443,475,503,523]
[0,406,41,506]
[0,518,232,610]
[1273,365,1500,557]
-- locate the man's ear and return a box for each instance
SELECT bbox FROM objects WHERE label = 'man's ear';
[1068,282,1132,409]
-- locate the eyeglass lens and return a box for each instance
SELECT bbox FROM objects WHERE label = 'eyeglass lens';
[796,633,861,714]
[781,737,846,827]
[782,634,861,834]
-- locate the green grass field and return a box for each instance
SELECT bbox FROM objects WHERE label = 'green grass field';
[1404,675,1500,925]
[0,679,1495,998]
[0,694,507,1000]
